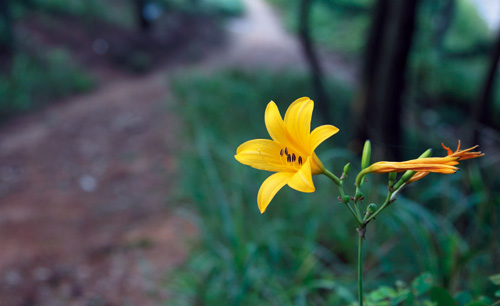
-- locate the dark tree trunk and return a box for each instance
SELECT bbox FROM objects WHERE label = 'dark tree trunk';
[352,0,390,150]
[298,0,331,123]
[473,28,500,143]
[376,0,419,160]
[134,0,151,32]
[354,0,419,160]
[0,0,14,65]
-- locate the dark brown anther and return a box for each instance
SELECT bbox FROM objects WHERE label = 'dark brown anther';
[292,153,296,162]
[298,156,303,165]
[287,154,291,163]
[285,147,288,155]
[280,149,284,156]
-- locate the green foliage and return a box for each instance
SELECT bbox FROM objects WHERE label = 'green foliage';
[269,0,499,114]
[32,0,103,16]
[159,0,245,16]
[442,0,491,54]
[409,0,499,113]
[0,49,94,120]
[13,0,134,28]
[200,0,245,16]
[348,273,497,305]
[267,0,370,57]
[167,68,498,305]
[168,69,358,305]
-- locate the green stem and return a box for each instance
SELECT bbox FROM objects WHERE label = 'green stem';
[354,201,362,221]
[358,232,364,306]
[323,168,340,186]
[324,168,362,226]
[365,191,393,223]
[346,202,363,226]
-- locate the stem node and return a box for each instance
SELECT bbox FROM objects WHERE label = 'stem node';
[356,227,367,239]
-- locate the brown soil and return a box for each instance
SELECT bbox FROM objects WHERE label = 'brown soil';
[0,0,356,304]
[0,71,198,305]
[0,9,214,306]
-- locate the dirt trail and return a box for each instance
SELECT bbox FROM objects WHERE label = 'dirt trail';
[210,0,356,82]
[0,0,354,304]
[0,72,197,304]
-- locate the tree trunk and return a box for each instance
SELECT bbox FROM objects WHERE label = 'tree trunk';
[354,0,419,160]
[352,0,390,151]
[134,0,151,32]
[298,0,331,123]
[473,28,500,143]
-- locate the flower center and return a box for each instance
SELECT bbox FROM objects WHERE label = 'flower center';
[280,147,304,167]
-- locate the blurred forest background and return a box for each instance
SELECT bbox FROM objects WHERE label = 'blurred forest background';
[0,0,499,305]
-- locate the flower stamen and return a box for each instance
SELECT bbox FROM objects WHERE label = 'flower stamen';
[277,147,304,169]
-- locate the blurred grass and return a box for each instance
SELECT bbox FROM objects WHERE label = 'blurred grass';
[0,49,94,121]
[166,68,499,305]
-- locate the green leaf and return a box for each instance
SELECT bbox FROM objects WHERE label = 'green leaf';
[412,273,434,296]
[495,289,500,298]
[464,302,488,306]
[405,291,414,306]
[455,291,473,306]
[489,274,500,285]
[429,287,457,306]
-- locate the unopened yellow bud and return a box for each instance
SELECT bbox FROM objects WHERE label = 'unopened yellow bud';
[399,149,433,184]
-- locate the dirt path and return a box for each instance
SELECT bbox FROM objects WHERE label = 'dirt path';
[210,0,356,82]
[0,0,355,304]
[0,72,197,305]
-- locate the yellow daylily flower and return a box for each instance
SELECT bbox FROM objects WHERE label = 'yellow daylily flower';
[235,97,339,213]
[407,141,484,184]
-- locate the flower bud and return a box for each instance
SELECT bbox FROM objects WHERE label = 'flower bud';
[355,190,364,201]
[388,172,397,186]
[361,140,371,170]
[367,203,377,214]
[343,163,351,175]
[399,149,433,184]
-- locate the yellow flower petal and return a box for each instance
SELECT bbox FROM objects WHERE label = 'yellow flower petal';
[310,125,340,151]
[442,141,484,161]
[258,172,293,213]
[265,102,288,145]
[367,161,458,173]
[407,171,429,184]
[284,97,313,150]
[235,139,292,172]
[236,97,341,211]
[287,157,316,193]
